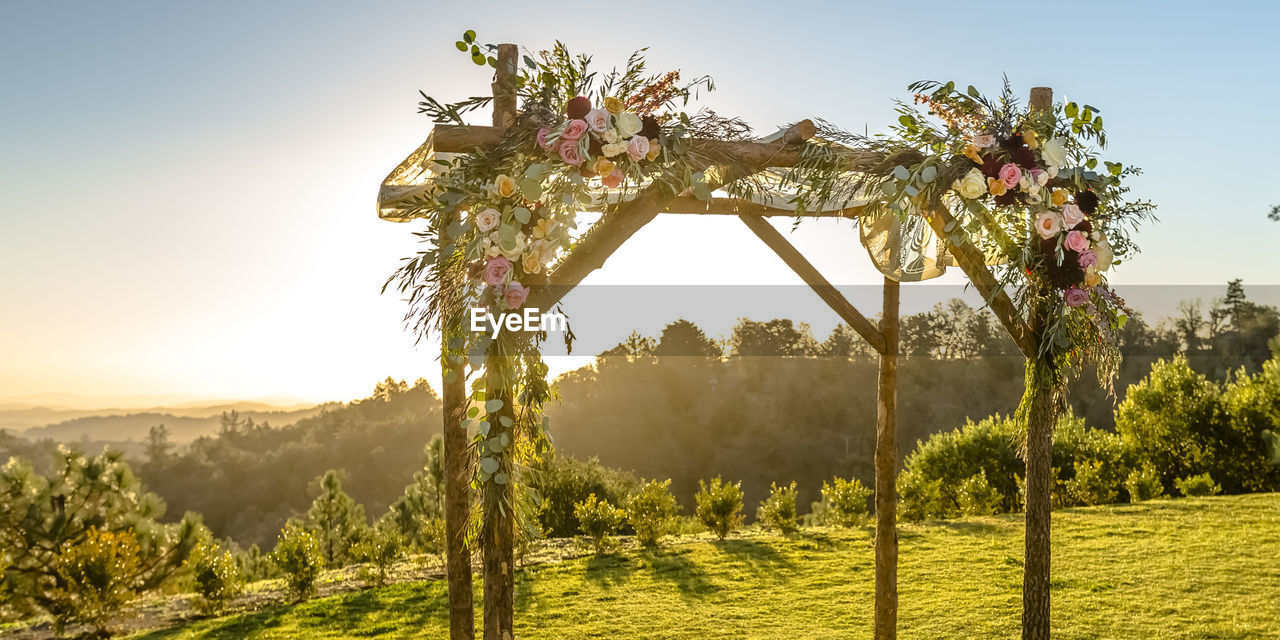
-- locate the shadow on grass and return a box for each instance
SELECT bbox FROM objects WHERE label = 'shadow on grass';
[582,552,635,588]
[640,548,716,599]
[934,520,1014,537]
[712,538,795,574]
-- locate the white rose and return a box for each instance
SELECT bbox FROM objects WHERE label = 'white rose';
[615,112,643,138]
[1095,239,1114,271]
[953,168,987,200]
[1041,137,1068,169]
[602,128,619,144]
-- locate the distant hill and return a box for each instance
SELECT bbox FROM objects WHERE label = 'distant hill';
[12,404,327,443]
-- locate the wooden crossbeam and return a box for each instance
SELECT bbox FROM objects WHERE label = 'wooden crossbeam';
[428,122,874,169]
[738,213,887,354]
[926,208,1035,358]
[527,120,821,312]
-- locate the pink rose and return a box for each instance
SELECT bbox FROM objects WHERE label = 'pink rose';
[602,168,623,189]
[1064,287,1090,308]
[1064,230,1090,252]
[626,135,650,161]
[584,108,610,134]
[561,119,588,141]
[1034,212,1063,239]
[536,127,553,151]
[999,163,1022,189]
[1061,203,1085,227]
[1077,249,1098,268]
[483,256,512,286]
[558,139,584,166]
[972,133,996,149]
[502,281,529,310]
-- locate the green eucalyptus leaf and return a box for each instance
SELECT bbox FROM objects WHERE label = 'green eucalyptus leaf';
[893,165,910,181]
[880,182,896,196]
[479,456,498,474]
[467,407,479,418]
[499,415,514,428]
[513,207,531,224]
[488,438,504,453]
[463,30,476,44]
[485,398,504,413]
[494,472,509,485]
[455,41,468,52]
[476,420,490,435]
[921,166,937,183]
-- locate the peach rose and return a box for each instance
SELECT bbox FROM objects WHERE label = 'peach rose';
[494,174,517,199]
[502,281,529,310]
[602,168,624,189]
[1035,211,1063,239]
[475,208,501,233]
[1065,230,1090,252]
[1061,203,1085,227]
[483,256,512,286]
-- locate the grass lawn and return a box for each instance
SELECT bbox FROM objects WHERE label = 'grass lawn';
[132,493,1280,639]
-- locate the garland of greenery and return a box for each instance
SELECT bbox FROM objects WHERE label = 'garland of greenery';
[387,32,775,534]
[787,80,1155,392]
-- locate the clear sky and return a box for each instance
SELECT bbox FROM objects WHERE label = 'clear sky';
[2,1,1278,407]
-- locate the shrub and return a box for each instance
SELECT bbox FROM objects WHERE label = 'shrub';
[1125,465,1165,502]
[351,525,405,587]
[694,476,744,540]
[897,414,1023,516]
[531,455,641,538]
[417,517,446,565]
[626,480,679,548]
[1175,473,1222,497]
[956,471,1003,516]
[189,541,243,615]
[47,527,142,634]
[898,468,946,521]
[755,482,799,534]
[573,493,626,554]
[1116,355,1278,494]
[1063,459,1119,507]
[271,523,324,600]
[809,476,871,527]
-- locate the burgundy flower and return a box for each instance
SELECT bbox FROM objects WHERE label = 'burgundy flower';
[1075,190,1099,214]
[1074,219,1093,233]
[980,154,1002,179]
[566,96,591,120]
[639,115,661,140]
[1046,249,1085,289]
[587,136,603,158]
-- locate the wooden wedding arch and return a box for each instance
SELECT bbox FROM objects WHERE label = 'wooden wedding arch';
[377,44,1056,640]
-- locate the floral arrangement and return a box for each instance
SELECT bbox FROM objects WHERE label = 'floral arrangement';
[389,32,753,522]
[792,80,1153,385]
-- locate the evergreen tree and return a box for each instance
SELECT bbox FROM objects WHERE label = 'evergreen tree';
[305,470,366,566]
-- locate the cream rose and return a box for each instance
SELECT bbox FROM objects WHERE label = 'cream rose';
[475,208,501,232]
[1094,239,1114,271]
[601,142,626,158]
[953,168,987,200]
[1041,137,1068,169]
[1061,203,1085,227]
[615,111,643,138]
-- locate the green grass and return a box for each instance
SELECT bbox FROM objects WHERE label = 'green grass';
[134,494,1280,639]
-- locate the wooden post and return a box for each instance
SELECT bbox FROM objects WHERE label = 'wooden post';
[1021,86,1058,640]
[482,43,519,640]
[441,327,475,640]
[874,276,899,640]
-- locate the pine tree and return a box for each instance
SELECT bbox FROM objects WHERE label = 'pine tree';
[305,470,366,566]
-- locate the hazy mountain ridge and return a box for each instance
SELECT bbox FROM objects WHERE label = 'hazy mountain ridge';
[9,403,329,443]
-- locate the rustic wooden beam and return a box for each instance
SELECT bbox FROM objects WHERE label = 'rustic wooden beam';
[873,276,899,640]
[737,213,886,354]
[428,122,873,169]
[380,189,863,221]
[527,120,820,312]
[926,208,1035,358]
[1020,85,1056,640]
[480,43,518,640]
